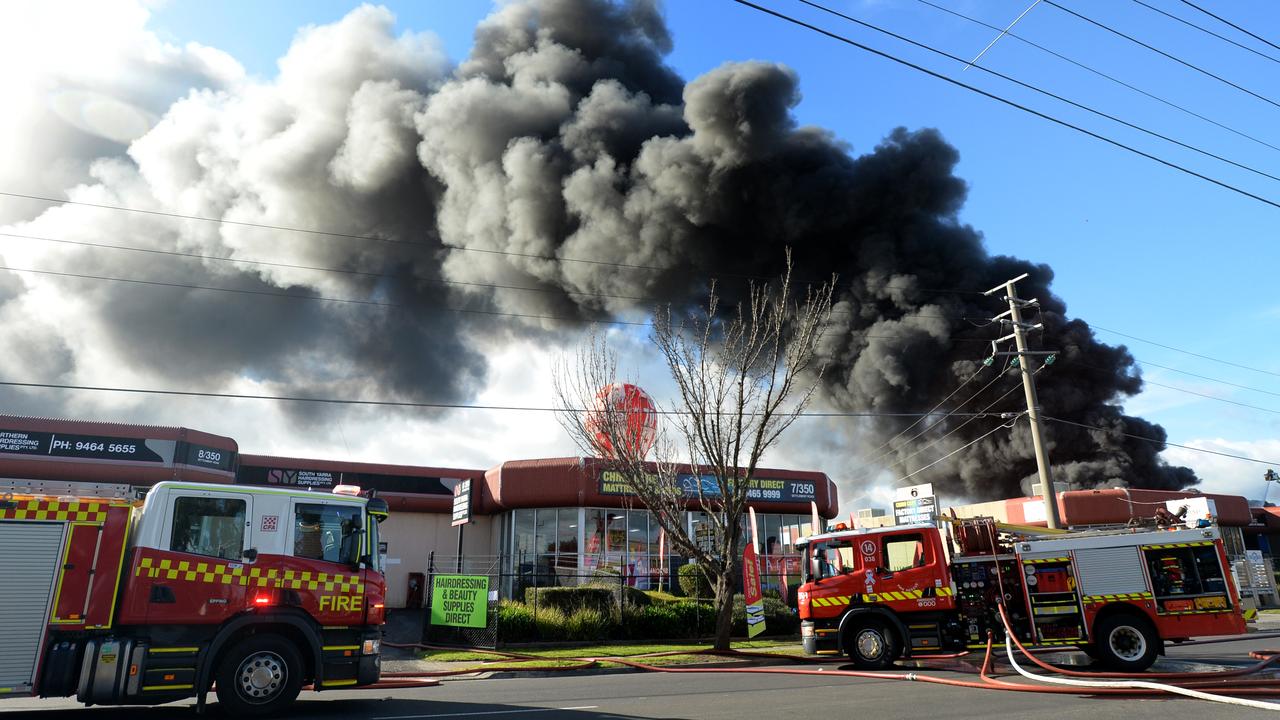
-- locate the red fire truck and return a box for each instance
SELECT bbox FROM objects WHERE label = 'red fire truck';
[797,516,1247,671]
[0,478,388,715]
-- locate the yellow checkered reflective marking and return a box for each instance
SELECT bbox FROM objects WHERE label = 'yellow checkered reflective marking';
[137,556,363,594]
[810,587,953,606]
[1140,541,1214,549]
[863,587,953,602]
[1245,608,1259,620]
[0,498,110,523]
[1083,592,1152,603]
[1022,557,1070,564]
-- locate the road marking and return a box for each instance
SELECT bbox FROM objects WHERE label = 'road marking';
[374,706,599,719]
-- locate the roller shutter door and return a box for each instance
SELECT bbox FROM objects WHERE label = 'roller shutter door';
[1075,547,1147,596]
[0,522,65,691]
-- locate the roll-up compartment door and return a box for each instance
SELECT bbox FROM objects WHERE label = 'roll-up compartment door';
[0,522,67,691]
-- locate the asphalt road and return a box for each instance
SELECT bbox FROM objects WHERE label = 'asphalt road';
[5,637,1280,719]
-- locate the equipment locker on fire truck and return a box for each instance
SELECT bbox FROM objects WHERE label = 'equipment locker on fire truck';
[0,478,389,715]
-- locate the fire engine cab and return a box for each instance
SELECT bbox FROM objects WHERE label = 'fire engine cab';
[0,479,389,715]
[797,516,1246,671]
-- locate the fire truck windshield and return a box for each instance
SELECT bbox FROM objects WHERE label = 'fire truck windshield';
[805,539,858,581]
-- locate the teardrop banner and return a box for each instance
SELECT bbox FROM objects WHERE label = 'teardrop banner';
[742,544,766,638]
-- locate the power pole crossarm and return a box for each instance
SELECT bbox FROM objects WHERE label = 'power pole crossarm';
[986,275,1063,529]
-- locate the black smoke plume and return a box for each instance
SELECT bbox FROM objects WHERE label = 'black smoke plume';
[4,0,1195,498]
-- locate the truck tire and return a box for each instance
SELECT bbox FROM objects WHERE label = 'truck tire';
[214,635,304,716]
[1091,613,1159,672]
[845,618,899,670]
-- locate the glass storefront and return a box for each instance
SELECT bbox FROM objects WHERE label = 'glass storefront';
[503,508,810,598]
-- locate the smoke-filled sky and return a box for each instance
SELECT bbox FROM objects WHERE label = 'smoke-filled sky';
[1,0,1278,505]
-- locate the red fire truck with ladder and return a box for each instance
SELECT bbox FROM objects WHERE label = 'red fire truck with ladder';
[797,515,1247,671]
[0,478,389,715]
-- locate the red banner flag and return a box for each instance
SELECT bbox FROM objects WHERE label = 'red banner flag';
[742,544,766,638]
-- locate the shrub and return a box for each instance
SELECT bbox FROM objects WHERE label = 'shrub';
[669,601,715,638]
[524,586,614,615]
[563,607,615,641]
[678,563,714,599]
[583,580,652,609]
[496,600,537,643]
[621,600,715,639]
[533,605,569,641]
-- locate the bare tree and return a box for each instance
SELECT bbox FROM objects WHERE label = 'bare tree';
[554,251,834,650]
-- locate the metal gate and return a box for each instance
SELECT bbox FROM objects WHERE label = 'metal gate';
[422,554,500,649]
[0,522,66,691]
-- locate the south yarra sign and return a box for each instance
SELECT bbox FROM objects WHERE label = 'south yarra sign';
[430,574,488,628]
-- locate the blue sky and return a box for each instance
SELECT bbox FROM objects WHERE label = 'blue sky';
[143,0,1280,496]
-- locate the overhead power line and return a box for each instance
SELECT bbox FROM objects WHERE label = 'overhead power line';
[798,0,1280,185]
[0,230,994,327]
[1089,324,1280,379]
[0,378,1000,418]
[1042,0,1280,111]
[0,190,989,299]
[1044,415,1280,465]
[891,415,1021,485]
[1179,0,1280,54]
[0,259,1003,342]
[729,0,1280,210]
[1077,362,1280,416]
[1131,0,1280,65]
[1133,358,1280,399]
[914,0,1280,154]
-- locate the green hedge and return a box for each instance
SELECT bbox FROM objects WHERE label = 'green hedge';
[678,563,713,598]
[524,586,614,614]
[496,594,796,643]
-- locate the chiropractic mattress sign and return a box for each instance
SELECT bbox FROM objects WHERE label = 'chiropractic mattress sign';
[430,574,489,628]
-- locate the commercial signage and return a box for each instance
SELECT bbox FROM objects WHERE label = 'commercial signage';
[599,470,817,503]
[236,464,455,494]
[893,483,937,526]
[742,545,766,639]
[452,479,472,527]
[430,574,489,628]
[0,428,235,472]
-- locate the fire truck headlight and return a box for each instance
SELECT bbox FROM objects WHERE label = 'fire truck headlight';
[362,639,380,655]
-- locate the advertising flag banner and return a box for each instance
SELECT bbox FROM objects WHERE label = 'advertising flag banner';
[743,545,766,638]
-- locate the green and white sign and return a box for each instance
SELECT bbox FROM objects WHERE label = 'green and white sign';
[430,574,489,628]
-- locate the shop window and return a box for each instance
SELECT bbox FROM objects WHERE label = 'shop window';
[557,508,579,560]
[293,503,361,565]
[170,497,245,560]
[513,509,535,562]
[884,533,928,572]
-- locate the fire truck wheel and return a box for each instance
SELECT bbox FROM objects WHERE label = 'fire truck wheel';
[1092,613,1158,672]
[844,618,899,670]
[214,635,304,716]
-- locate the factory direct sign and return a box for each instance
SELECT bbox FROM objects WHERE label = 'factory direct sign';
[430,574,489,628]
[599,470,817,503]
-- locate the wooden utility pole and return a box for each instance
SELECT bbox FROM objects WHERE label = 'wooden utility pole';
[985,273,1062,529]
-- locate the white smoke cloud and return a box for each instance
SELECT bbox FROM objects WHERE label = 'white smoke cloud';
[0,0,244,224]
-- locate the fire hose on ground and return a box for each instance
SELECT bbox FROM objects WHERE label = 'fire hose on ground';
[371,620,1280,709]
